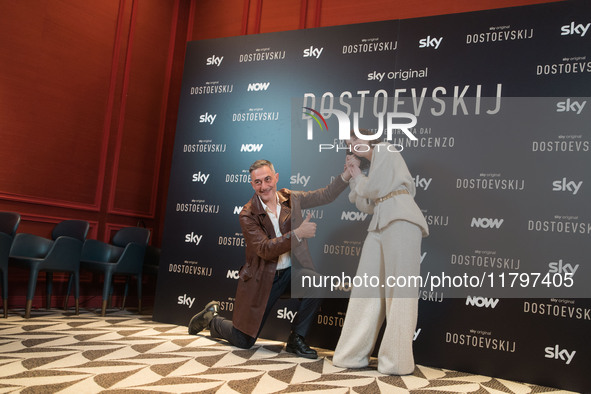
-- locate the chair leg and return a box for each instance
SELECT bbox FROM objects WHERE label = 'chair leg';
[2,271,7,318]
[64,273,72,311]
[25,300,32,319]
[137,274,142,314]
[108,282,113,309]
[74,271,79,315]
[46,272,53,310]
[26,267,40,319]
[122,277,129,310]
[101,300,107,317]
[101,271,113,316]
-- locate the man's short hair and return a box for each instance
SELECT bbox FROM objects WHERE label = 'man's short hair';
[249,159,275,174]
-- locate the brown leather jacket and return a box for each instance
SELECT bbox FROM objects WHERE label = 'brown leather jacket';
[233,175,348,337]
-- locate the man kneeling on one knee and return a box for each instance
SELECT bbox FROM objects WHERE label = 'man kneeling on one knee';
[188,159,350,358]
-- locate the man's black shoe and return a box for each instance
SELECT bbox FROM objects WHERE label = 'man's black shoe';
[285,332,318,359]
[188,301,219,335]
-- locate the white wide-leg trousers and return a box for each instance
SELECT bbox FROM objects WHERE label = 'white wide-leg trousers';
[333,220,422,375]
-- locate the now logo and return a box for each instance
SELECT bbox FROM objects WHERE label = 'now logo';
[247,82,270,91]
[471,218,504,229]
[227,270,239,279]
[466,296,499,308]
[233,206,244,215]
[341,211,368,221]
[240,143,263,152]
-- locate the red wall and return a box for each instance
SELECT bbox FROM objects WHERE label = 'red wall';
[0,0,561,313]
[0,0,191,312]
[188,0,561,39]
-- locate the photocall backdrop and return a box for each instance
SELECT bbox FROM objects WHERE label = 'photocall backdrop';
[153,1,590,391]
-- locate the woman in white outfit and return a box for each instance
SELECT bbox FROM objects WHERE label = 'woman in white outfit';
[332,130,429,375]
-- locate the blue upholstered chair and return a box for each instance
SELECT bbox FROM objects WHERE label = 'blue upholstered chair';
[79,227,150,316]
[0,212,21,318]
[9,220,89,318]
[119,244,160,310]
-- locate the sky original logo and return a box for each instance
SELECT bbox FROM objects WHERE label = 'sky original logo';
[206,55,223,66]
[303,46,323,58]
[199,112,217,124]
[419,36,443,49]
[560,22,590,37]
[247,82,270,92]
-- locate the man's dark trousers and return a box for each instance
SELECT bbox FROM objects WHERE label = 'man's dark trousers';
[210,267,321,349]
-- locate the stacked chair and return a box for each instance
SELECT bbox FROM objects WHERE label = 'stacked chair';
[0,212,21,318]
[9,220,89,318]
[79,227,151,316]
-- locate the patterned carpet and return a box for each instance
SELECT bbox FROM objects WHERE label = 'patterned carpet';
[0,309,576,393]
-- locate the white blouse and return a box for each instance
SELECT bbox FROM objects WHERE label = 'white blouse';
[348,142,429,237]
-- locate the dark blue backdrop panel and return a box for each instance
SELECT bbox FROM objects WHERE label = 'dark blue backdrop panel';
[154,2,591,392]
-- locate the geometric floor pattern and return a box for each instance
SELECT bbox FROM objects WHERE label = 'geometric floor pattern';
[0,309,577,393]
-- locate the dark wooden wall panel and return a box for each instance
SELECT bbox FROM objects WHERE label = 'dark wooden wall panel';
[110,0,177,217]
[318,0,561,26]
[190,0,246,40]
[259,0,304,33]
[188,0,563,38]
[0,0,188,312]
[0,0,119,209]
